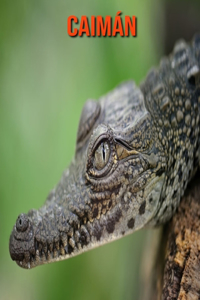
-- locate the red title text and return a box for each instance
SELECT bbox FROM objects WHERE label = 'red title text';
[68,11,136,37]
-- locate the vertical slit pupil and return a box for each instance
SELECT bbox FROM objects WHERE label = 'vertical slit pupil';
[102,143,105,161]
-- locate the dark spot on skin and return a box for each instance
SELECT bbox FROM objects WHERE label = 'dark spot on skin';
[155,168,165,177]
[190,129,195,145]
[139,200,146,215]
[114,208,122,222]
[188,75,196,86]
[176,146,181,154]
[127,218,135,229]
[92,207,98,219]
[149,197,153,203]
[106,208,122,234]
[183,149,189,164]
[106,219,115,233]
[80,232,89,246]
[93,222,102,241]
[108,200,112,209]
[178,165,183,182]
[179,132,186,142]
[173,190,177,199]
[171,160,176,169]
[68,245,73,254]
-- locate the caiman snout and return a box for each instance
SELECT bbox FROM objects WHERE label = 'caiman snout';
[9,213,35,267]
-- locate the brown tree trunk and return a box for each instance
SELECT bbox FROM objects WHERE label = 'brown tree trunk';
[140,174,200,300]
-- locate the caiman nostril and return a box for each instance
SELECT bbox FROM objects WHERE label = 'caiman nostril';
[16,213,29,232]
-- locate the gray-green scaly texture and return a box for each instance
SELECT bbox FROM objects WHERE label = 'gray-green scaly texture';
[9,34,200,269]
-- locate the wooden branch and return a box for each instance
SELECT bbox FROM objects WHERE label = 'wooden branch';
[140,174,200,300]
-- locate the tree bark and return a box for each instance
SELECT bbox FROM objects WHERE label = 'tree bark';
[140,174,200,300]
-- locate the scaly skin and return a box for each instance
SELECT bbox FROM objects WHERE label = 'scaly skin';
[9,34,200,269]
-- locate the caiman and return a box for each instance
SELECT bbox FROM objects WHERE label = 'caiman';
[9,34,200,269]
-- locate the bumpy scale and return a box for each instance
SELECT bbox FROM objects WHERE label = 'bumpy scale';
[9,34,200,269]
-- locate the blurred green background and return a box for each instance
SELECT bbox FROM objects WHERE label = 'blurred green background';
[1,0,199,299]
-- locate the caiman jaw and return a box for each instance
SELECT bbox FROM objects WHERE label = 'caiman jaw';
[8,175,122,269]
[9,159,165,269]
[9,200,124,269]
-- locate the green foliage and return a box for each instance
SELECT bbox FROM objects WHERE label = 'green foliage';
[0,1,163,299]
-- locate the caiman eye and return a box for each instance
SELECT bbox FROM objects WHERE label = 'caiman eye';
[86,125,114,178]
[94,142,110,170]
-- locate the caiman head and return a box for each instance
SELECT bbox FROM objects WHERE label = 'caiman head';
[9,81,166,269]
